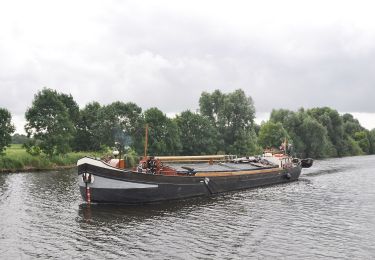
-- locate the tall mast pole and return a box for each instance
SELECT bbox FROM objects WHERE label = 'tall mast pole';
[284,137,287,155]
[144,124,148,158]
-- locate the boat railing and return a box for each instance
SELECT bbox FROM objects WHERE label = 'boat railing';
[154,155,237,163]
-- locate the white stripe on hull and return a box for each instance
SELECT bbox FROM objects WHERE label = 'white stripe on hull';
[78,174,158,189]
[77,157,124,172]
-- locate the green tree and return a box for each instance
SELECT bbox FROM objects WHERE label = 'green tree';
[25,88,78,156]
[270,109,305,156]
[228,128,260,155]
[342,113,364,136]
[271,108,355,158]
[258,121,289,149]
[269,108,374,158]
[344,136,363,156]
[11,133,29,144]
[307,107,345,156]
[97,101,144,153]
[369,129,375,154]
[58,92,80,125]
[144,108,181,156]
[339,113,369,156]
[73,102,103,151]
[354,131,370,154]
[0,108,15,154]
[199,89,258,155]
[175,110,218,155]
[299,116,331,158]
[199,90,225,126]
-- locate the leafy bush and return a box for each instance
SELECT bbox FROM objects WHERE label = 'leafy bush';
[0,157,24,170]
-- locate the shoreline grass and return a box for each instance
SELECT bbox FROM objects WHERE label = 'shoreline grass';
[0,144,104,173]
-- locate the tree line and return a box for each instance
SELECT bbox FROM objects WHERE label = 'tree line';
[0,88,375,158]
[259,108,375,158]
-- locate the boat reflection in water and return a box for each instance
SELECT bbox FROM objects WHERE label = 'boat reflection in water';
[78,196,220,223]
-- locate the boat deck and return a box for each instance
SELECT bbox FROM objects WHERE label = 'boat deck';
[171,162,277,173]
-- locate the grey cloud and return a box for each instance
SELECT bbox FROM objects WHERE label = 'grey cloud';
[1,1,375,135]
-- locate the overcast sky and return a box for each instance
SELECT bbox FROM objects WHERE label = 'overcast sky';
[1,0,375,133]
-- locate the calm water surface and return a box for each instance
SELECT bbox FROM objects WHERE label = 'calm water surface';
[1,155,375,259]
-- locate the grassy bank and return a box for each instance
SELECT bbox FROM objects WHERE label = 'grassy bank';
[0,144,104,173]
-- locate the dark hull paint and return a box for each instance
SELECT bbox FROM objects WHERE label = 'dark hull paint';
[78,159,302,204]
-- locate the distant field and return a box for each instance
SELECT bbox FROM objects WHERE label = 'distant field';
[5,144,28,156]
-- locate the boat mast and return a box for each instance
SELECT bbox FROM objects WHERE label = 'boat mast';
[144,123,148,158]
[284,137,287,155]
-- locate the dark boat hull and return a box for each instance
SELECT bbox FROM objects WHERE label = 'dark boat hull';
[78,158,302,204]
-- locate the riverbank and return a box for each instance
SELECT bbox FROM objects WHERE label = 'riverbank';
[0,144,104,173]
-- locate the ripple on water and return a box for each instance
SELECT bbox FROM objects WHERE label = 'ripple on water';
[1,156,375,259]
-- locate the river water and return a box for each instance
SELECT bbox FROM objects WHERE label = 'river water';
[1,155,375,259]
